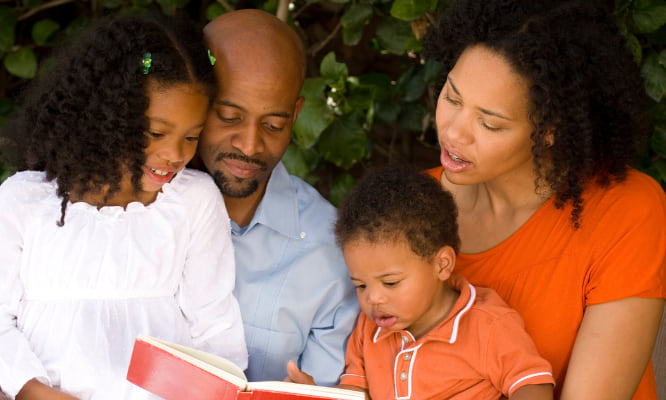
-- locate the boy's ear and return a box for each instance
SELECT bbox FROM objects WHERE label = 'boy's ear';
[434,246,456,281]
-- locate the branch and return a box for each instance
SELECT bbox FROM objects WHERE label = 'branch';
[308,20,341,57]
[216,0,234,13]
[19,0,74,20]
[276,0,289,21]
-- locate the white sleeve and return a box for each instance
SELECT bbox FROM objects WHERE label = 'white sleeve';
[0,174,51,397]
[175,175,248,370]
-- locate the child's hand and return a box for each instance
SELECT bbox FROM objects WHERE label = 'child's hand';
[284,360,316,385]
[16,379,80,400]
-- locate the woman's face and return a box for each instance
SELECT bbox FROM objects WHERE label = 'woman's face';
[436,45,535,186]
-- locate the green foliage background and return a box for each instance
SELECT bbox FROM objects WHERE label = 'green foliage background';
[0,0,665,204]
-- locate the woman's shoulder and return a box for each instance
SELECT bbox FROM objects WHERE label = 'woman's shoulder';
[585,168,666,209]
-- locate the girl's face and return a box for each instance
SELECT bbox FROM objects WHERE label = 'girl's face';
[436,45,535,186]
[141,81,209,194]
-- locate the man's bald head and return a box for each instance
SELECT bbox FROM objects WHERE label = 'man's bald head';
[204,9,306,94]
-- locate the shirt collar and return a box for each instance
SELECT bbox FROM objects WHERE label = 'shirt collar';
[372,274,476,345]
[231,162,301,239]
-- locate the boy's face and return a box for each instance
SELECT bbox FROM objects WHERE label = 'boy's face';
[344,238,457,339]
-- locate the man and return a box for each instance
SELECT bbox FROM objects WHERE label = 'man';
[200,9,360,386]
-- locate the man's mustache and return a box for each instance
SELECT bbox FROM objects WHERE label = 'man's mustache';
[215,152,268,171]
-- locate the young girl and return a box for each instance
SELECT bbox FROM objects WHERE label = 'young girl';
[0,13,247,399]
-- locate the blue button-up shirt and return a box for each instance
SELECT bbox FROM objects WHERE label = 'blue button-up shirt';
[230,162,359,386]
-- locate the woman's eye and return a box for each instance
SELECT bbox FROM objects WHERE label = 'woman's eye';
[443,94,460,106]
[383,281,399,287]
[481,121,502,132]
[147,131,163,138]
[355,284,366,290]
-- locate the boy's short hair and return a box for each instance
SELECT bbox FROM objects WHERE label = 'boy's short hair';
[335,165,460,259]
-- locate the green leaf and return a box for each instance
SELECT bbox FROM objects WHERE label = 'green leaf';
[633,6,666,33]
[651,122,666,158]
[398,102,428,132]
[342,26,364,46]
[341,3,373,29]
[0,6,17,53]
[206,3,226,21]
[376,17,413,55]
[397,67,426,102]
[659,49,666,67]
[653,158,666,182]
[423,58,445,84]
[390,0,436,21]
[358,73,393,102]
[346,83,375,112]
[320,52,348,81]
[318,113,367,169]
[294,78,334,148]
[4,47,37,79]
[32,19,60,46]
[0,97,13,116]
[624,33,642,65]
[375,101,401,124]
[615,0,632,14]
[329,173,354,207]
[282,143,311,179]
[641,52,666,101]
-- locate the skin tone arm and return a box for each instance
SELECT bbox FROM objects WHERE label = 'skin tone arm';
[16,379,79,400]
[286,361,369,398]
[510,384,553,400]
[287,360,551,399]
[560,297,665,400]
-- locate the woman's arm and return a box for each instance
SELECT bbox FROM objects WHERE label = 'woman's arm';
[560,297,665,400]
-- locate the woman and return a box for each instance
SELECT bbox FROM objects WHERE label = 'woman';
[424,1,666,399]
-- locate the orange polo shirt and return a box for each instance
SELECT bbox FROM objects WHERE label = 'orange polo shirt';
[426,166,666,399]
[340,274,554,400]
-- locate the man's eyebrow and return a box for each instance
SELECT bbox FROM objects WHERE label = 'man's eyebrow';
[214,99,291,119]
[448,76,511,121]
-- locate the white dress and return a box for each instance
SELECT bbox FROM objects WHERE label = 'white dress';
[0,169,248,399]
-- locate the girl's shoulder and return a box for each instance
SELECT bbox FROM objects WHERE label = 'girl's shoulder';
[0,170,54,201]
[162,168,221,203]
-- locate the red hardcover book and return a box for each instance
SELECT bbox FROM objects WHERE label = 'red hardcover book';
[126,335,365,400]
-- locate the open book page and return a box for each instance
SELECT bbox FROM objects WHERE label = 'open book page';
[135,334,248,388]
[248,381,365,400]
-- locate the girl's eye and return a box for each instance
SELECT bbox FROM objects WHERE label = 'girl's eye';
[383,281,399,287]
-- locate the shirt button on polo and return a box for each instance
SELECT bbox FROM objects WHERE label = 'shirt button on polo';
[400,372,408,381]
[403,353,412,361]
[402,335,409,343]
[300,232,306,239]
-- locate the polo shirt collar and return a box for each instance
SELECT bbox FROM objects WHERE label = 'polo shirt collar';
[372,274,476,345]
[231,162,301,239]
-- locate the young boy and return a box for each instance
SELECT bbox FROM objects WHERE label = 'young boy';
[287,165,554,399]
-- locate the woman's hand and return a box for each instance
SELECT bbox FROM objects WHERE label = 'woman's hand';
[560,297,665,400]
[16,379,80,400]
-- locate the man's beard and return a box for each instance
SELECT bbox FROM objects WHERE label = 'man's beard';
[209,152,268,198]
[212,169,259,198]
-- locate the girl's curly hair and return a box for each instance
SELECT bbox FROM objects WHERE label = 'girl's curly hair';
[335,165,460,261]
[424,0,652,227]
[1,13,216,225]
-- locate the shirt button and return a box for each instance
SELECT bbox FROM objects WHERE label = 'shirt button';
[402,335,409,343]
[403,353,412,361]
[300,232,306,239]
[400,372,408,381]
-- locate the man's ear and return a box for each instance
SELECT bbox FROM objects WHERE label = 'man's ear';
[434,246,456,281]
[292,96,305,123]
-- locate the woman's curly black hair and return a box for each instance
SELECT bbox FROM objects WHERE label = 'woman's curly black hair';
[0,12,216,225]
[335,165,460,261]
[424,0,652,227]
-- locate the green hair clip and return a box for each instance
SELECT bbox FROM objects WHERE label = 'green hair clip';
[208,49,216,66]
[142,52,152,75]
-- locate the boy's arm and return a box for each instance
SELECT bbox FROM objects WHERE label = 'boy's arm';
[286,362,369,399]
[509,383,553,400]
